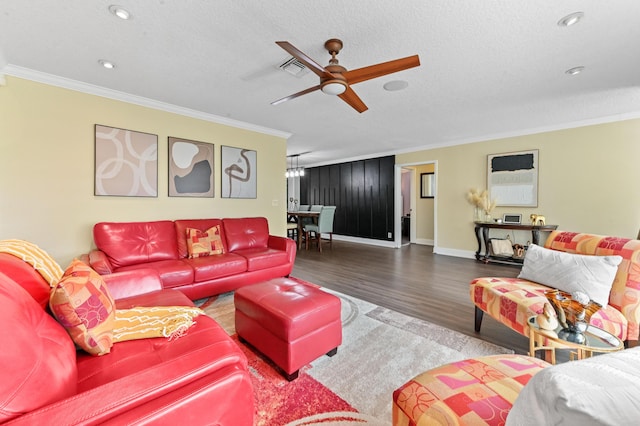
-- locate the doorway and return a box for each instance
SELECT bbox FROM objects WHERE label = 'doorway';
[394,161,437,249]
[400,168,413,246]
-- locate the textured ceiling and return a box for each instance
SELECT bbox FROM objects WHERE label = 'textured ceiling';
[2,0,640,167]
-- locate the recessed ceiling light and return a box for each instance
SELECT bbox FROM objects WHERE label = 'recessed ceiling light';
[558,11,584,27]
[108,5,131,20]
[383,80,409,91]
[98,59,116,69]
[565,66,585,76]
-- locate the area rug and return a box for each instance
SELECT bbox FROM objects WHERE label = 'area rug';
[199,279,513,425]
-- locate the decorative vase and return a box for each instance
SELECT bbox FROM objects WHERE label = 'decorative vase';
[544,289,601,343]
[474,207,483,222]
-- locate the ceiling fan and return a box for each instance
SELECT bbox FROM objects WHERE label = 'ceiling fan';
[271,39,420,113]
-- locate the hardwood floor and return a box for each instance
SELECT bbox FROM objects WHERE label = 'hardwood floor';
[292,240,530,354]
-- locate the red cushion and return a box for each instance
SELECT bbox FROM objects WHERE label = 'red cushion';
[184,253,247,281]
[93,221,178,269]
[0,272,77,423]
[117,260,194,288]
[233,247,289,271]
[223,217,269,252]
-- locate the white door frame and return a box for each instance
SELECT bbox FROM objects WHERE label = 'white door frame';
[394,160,438,249]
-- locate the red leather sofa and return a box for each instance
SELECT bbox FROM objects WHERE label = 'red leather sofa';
[89,217,296,300]
[0,252,254,425]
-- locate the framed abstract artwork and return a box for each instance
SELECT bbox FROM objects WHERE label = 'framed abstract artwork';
[487,149,538,207]
[94,124,158,197]
[168,137,214,197]
[221,145,257,198]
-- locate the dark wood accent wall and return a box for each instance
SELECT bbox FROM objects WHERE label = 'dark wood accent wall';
[300,156,395,241]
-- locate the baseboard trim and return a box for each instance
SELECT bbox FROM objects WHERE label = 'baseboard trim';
[332,235,478,258]
[414,238,434,246]
[332,234,396,248]
[433,246,476,259]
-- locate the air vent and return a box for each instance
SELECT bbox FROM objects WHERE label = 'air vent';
[278,57,310,77]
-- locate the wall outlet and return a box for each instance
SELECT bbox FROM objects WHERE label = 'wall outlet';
[387,232,392,238]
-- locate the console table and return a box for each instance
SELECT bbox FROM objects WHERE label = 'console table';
[474,221,558,266]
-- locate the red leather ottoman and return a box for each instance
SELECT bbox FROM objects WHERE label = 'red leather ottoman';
[234,277,342,380]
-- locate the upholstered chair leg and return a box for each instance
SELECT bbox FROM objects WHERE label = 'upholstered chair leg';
[474,306,484,332]
[318,233,322,253]
[329,232,333,249]
[305,231,310,250]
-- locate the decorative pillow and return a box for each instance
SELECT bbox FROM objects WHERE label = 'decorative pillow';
[49,259,116,356]
[186,225,224,258]
[518,244,622,307]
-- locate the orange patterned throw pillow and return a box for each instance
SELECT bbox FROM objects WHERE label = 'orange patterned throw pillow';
[186,226,224,258]
[49,259,116,356]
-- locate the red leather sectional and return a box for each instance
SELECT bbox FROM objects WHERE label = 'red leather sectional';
[0,253,254,425]
[89,217,296,300]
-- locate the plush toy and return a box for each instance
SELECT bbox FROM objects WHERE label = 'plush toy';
[530,214,546,225]
[536,302,559,331]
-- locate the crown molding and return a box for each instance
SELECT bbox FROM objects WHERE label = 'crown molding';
[1,64,292,140]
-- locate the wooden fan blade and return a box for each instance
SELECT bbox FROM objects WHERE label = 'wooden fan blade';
[271,85,322,106]
[338,87,368,113]
[275,41,334,78]
[343,55,420,85]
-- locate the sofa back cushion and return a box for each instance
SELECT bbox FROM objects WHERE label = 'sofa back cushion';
[0,271,77,423]
[174,219,226,258]
[94,221,178,269]
[223,217,269,252]
[0,253,52,309]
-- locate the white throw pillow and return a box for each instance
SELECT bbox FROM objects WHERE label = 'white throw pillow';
[517,244,622,307]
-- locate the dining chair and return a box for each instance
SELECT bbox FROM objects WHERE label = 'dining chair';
[287,222,298,240]
[298,205,310,211]
[304,206,336,253]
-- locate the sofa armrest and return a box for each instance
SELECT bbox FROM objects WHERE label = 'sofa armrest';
[7,343,253,425]
[88,249,114,275]
[268,235,297,264]
[103,269,163,300]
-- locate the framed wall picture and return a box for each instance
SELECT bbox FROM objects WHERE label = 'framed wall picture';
[168,137,214,197]
[487,149,538,207]
[221,145,257,198]
[420,172,435,198]
[94,124,158,197]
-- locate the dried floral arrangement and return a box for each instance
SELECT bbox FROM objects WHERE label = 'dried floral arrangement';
[465,188,496,215]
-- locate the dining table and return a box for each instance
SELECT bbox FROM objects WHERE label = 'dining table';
[287,211,320,250]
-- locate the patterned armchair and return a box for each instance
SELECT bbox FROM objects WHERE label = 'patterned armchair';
[471,231,640,344]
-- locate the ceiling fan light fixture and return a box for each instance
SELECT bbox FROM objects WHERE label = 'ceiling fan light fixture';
[321,80,347,96]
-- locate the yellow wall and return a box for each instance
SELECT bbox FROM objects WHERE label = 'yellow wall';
[397,119,640,255]
[0,77,288,265]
